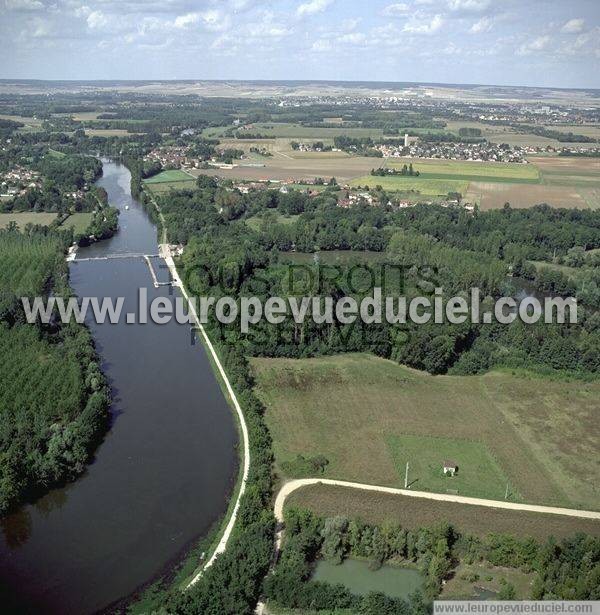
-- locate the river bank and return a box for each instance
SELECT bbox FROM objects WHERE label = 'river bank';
[0,159,239,614]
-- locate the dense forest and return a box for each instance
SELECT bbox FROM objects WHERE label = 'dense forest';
[0,228,110,514]
[152,178,600,377]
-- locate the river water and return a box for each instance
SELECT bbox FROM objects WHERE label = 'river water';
[0,160,238,613]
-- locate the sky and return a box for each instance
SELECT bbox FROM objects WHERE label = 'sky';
[1,0,599,89]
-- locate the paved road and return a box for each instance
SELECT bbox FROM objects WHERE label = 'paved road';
[274,478,600,526]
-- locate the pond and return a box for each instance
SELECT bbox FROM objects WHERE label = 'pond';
[312,558,424,600]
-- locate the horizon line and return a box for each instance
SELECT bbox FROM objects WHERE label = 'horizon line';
[0,77,599,94]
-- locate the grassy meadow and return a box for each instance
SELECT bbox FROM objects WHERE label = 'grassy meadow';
[251,353,600,510]
[386,158,541,182]
[0,212,57,228]
[238,122,385,139]
[143,169,194,183]
[60,212,94,234]
[350,175,469,196]
[387,434,516,501]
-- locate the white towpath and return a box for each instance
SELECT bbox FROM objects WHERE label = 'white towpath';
[274,478,600,534]
[159,242,251,588]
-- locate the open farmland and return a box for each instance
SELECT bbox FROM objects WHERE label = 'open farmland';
[143,169,195,183]
[0,212,57,228]
[465,182,589,209]
[530,155,600,186]
[84,128,138,137]
[542,124,600,139]
[386,158,541,182]
[350,175,469,196]
[0,113,43,131]
[252,353,600,510]
[60,212,93,234]
[352,158,540,197]
[190,154,377,183]
[443,119,599,148]
[285,484,600,541]
[237,122,385,139]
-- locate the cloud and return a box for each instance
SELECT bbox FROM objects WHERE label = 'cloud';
[447,0,491,12]
[340,18,360,32]
[3,0,43,10]
[174,12,200,29]
[403,14,444,35]
[311,39,332,52]
[339,32,366,44]
[87,10,108,30]
[245,22,290,38]
[381,3,409,16]
[296,0,333,17]
[517,35,550,55]
[198,9,231,32]
[470,16,492,33]
[26,15,53,38]
[561,18,585,34]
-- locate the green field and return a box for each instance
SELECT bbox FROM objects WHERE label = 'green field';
[143,169,194,184]
[239,123,384,139]
[246,212,299,231]
[388,435,516,500]
[60,212,94,234]
[387,159,541,182]
[144,180,197,194]
[350,175,469,196]
[252,353,600,509]
[0,212,57,228]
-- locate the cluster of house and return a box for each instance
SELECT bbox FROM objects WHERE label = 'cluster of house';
[0,166,42,198]
[376,141,530,163]
[337,191,376,208]
[143,146,195,169]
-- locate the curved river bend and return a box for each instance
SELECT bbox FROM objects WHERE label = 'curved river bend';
[0,160,238,614]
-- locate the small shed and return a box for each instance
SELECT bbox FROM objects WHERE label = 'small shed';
[443,460,458,476]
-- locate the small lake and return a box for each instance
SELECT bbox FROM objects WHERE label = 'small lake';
[312,558,424,600]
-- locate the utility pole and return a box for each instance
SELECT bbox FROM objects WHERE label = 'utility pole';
[505,482,509,500]
[404,462,409,489]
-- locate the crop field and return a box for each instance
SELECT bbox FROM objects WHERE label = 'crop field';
[238,122,384,139]
[0,113,43,131]
[285,484,600,541]
[191,155,377,182]
[84,128,139,137]
[442,120,598,148]
[252,353,600,510]
[144,180,197,194]
[530,156,600,184]
[542,124,600,139]
[386,158,541,182]
[466,182,590,209]
[350,175,469,196]
[143,169,194,184]
[0,212,57,228]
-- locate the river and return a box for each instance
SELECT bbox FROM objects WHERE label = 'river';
[0,160,238,613]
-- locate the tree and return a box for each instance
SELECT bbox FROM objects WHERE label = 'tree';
[321,516,349,563]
